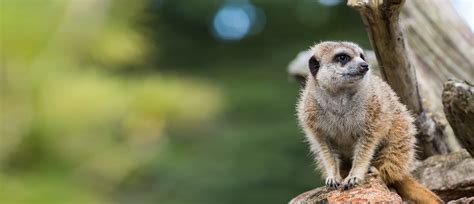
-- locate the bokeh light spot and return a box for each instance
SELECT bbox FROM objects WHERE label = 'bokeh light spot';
[212,5,251,41]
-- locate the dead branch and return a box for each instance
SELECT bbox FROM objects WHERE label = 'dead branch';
[442,79,474,156]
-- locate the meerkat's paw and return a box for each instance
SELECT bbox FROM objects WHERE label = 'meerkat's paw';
[325,176,341,189]
[342,175,364,190]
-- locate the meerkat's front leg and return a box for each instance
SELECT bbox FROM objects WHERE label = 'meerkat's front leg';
[328,155,343,188]
[309,133,342,189]
[319,144,341,189]
[342,135,381,190]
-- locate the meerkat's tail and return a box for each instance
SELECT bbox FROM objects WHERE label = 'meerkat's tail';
[393,175,443,204]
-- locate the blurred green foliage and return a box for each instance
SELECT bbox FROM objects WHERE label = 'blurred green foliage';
[1,0,221,203]
[1,0,368,203]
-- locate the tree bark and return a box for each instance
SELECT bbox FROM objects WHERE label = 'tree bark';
[442,79,474,156]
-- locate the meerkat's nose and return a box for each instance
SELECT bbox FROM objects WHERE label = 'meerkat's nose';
[359,62,369,73]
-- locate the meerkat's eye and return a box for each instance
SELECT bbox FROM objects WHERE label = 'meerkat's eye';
[360,54,365,61]
[308,56,320,76]
[334,53,351,65]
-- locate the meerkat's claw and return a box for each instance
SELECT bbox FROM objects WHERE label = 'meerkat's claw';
[342,176,362,190]
[325,177,340,189]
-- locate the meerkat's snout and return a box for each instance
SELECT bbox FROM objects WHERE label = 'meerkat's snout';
[343,60,369,79]
[358,62,369,75]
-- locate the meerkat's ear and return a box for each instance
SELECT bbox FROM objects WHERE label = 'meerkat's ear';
[308,56,320,76]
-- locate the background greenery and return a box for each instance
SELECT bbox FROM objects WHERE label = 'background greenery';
[0,0,369,203]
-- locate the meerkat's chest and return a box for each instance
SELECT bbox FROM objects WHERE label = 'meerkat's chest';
[318,110,365,139]
[315,95,367,140]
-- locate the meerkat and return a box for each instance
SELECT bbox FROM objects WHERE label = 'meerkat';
[296,41,442,203]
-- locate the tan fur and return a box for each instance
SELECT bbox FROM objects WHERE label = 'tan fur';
[296,41,442,203]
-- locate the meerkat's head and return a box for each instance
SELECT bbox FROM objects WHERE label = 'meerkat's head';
[308,41,370,92]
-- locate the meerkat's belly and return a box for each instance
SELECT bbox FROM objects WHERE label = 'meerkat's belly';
[317,109,366,160]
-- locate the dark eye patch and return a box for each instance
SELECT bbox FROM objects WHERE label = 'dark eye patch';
[360,53,365,61]
[333,53,351,66]
[308,56,320,76]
